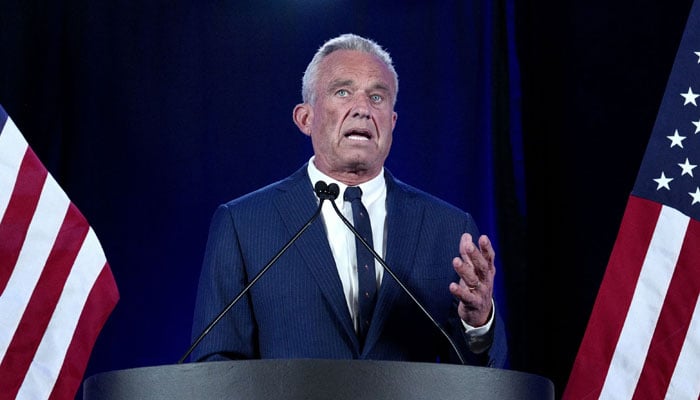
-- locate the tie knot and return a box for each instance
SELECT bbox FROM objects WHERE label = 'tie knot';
[344,186,363,202]
[343,186,362,201]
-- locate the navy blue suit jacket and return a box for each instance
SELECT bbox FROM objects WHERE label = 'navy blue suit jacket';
[191,164,508,367]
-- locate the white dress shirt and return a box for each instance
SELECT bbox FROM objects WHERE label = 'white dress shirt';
[307,158,386,333]
[306,157,493,348]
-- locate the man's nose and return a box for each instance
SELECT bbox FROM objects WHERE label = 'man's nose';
[351,95,371,119]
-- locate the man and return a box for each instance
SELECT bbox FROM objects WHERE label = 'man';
[190,33,508,367]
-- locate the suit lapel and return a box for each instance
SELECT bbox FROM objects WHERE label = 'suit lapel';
[362,172,424,355]
[273,166,360,351]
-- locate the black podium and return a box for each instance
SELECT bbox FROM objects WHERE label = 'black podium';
[83,359,554,399]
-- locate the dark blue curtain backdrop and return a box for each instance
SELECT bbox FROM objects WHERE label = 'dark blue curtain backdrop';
[2,0,696,398]
[0,0,526,397]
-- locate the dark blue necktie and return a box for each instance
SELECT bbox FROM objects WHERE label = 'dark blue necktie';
[344,186,377,342]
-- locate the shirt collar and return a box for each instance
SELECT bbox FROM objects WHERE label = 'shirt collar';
[306,156,385,206]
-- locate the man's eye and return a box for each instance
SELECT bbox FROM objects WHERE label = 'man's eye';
[336,89,349,97]
[370,94,383,103]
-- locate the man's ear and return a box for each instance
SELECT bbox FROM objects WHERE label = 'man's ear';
[293,103,313,136]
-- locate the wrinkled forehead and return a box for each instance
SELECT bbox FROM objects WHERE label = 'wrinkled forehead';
[317,50,397,94]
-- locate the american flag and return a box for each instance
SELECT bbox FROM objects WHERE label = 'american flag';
[563,2,700,399]
[0,105,119,399]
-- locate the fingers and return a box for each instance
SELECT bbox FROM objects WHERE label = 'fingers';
[450,233,497,326]
[455,233,495,283]
[477,234,495,271]
[448,279,481,299]
[454,234,479,287]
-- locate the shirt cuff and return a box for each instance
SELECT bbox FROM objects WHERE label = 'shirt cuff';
[461,298,495,354]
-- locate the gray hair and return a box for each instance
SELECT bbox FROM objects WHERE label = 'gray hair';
[301,33,399,105]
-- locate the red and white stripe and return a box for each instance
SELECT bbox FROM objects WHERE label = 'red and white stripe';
[0,114,118,399]
[564,196,700,400]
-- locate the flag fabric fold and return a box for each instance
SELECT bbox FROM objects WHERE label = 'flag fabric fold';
[0,105,119,400]
[563,2,700,399]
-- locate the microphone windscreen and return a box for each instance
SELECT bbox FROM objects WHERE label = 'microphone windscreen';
[314,180,328,196]
[327,183,339,200]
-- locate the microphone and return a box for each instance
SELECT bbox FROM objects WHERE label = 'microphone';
[178,180,338,364]
[327,183,466,365]
[314,180,340,200]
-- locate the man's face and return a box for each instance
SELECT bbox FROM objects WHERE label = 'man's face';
[294,50,398,184]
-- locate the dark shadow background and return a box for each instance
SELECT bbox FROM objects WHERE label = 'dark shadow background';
[0,0,694,398]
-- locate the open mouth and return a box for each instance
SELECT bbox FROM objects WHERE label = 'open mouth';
[344,129,372,141]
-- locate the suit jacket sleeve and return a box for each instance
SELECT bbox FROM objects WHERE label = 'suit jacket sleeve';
[190,203,258,362]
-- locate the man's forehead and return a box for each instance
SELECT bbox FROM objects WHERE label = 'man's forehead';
[328,78,392,93]
[319,51,395,89]
[324,50,389,71]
